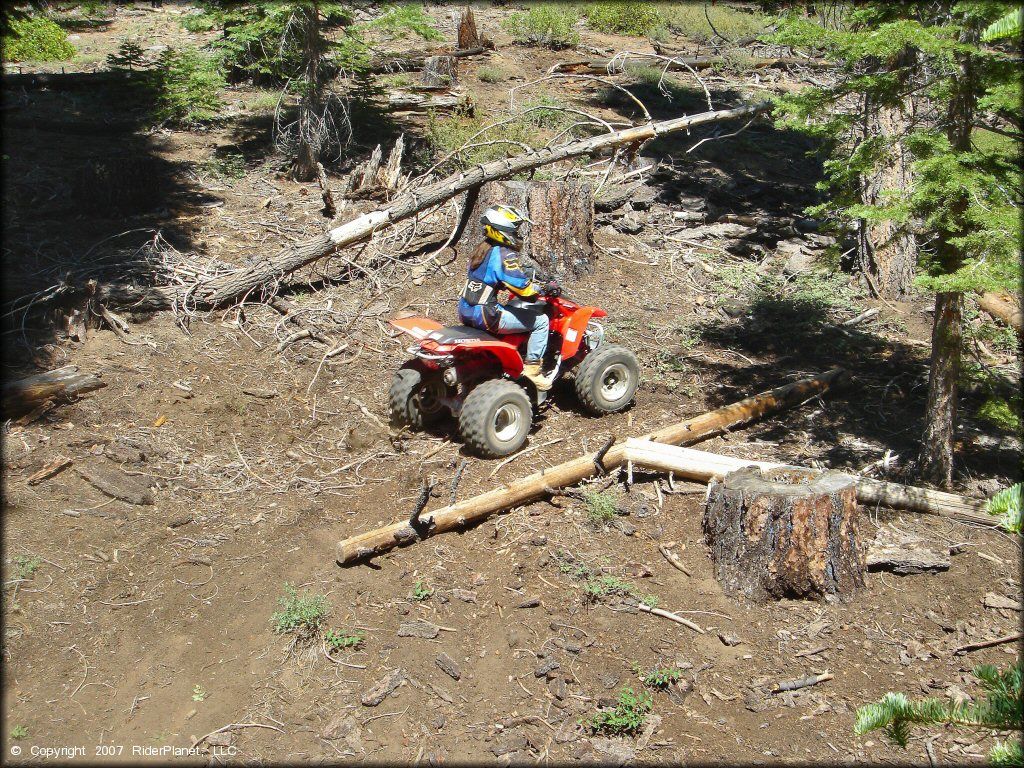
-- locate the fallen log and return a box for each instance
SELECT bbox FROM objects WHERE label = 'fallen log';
[127,101,768,311]
[620,439,994,526]
[550,55,832,75]
[335,367,844,564]
[369,46,488,74]
[3,365,107,416]
[977,291,1022,335]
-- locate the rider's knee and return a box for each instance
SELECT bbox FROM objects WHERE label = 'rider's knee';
[535,313,550,331]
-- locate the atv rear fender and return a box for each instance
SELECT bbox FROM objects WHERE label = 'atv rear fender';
[555,306,607,359]
[390,317,526,377]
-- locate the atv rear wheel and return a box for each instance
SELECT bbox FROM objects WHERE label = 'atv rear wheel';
[574,345,640,414]
[389,366,446,431]
[459,379,532,458]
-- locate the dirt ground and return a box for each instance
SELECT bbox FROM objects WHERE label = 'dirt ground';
[2,4,1021,766]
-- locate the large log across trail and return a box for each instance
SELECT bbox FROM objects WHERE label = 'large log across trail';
[143,102,767,310]
[621,439,994,526]
[335,367,846,564]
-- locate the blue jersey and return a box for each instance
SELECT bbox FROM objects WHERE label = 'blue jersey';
[458,245,539,331]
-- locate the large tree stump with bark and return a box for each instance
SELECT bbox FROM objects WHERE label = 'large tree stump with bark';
[703,466,865,603]
[421,56,457,87]
[463,180,595,281]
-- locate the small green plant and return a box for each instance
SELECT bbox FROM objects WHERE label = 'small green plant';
[381,72,414,89]
[3,15,75,62]
[12,555,42,581]
[191,684,207,702]
[410,579,433,601]
[151,46,225,127]
[643,665,685,689]
[271,583,330,637]
[586,687,653,735]
[502,5,580,48]
[204,152,246,180]
[476,65,506,83]
[855,663,1022,766]
[582,575,635,603]
[10,725,28,740]
[586,3,662,36]
[582,489,618,526]
[554,551,592,580]
[106,39,147,71]
[325,629,364,651]
[986,483,1022,535]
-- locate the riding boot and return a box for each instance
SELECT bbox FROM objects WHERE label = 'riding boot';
[521,362,553,391]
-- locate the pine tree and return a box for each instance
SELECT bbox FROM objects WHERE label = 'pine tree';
[770,1,1021,487]
[855,663,1023,766]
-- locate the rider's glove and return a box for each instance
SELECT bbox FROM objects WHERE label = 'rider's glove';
[541,280,561,298]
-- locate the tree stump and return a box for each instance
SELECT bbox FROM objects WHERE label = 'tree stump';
[703,466,865,603]
[462,180,595,281]
[421,56,457,87]
[458,8,482,50]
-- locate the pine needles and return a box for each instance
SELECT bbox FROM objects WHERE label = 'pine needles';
[855,663,1023,766]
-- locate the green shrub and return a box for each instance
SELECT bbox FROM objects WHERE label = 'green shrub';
[476,65,506,83]
[152,47,225,126]
[585,3,662,36]
[582,489,618,525]
[10,725,28,740]
[106,39,147,71]
[367,4,442,41]
[502,5,580,48]
[271,583,330,637]
[586,687,652,735]
[204,152,246,179]
[986,483,1022,534]
[657,4,770,42]
[2,16,75,62]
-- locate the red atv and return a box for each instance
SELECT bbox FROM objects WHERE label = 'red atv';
[388,294,639,458]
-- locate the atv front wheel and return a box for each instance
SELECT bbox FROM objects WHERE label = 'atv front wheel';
[459,379,532,458]
[574,345,640,414]
[389,366,446,431]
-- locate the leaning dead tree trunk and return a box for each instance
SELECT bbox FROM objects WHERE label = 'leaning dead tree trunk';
[463,181,595,280]
[704,467,864,602]
[3,365,107,416]
[189,102,769,309]
[335,368,845,564]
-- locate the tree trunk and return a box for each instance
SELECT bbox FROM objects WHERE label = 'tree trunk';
[458,8,482,50]
[703,466,865,603]
[855,97,919,298]
[293,3,325,183]
[920,292,962,487]
[462,180,595,281]
[920,46,976,488]
[421,56,458,87]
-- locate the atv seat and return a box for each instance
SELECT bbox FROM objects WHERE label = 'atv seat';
[427,325,501,344]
